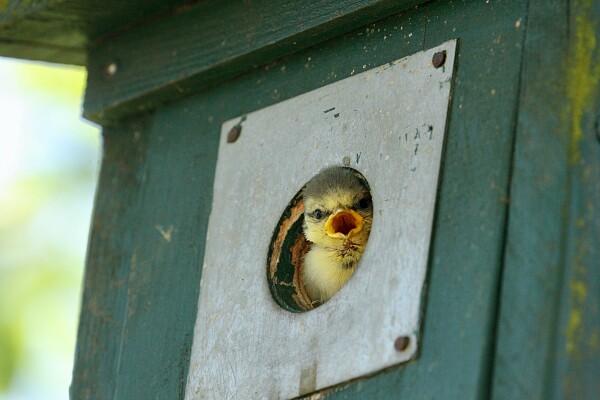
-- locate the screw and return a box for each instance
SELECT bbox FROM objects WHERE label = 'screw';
[432,51,447,68]
[227,125,242,143]
[394,336,410,352]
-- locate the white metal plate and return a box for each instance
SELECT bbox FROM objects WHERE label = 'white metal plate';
[186,40,456,399]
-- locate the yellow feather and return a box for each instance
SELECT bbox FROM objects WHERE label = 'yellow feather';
[302,245,356,303]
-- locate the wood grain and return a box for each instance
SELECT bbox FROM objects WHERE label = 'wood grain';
[71,118,151,399]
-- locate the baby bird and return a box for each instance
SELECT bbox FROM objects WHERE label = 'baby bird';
[302,167,373,304]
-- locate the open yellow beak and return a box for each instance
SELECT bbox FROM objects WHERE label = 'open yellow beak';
[325,209,364,239]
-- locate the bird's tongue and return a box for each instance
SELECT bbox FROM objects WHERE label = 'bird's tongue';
[332,212,357,235]
[326,210,363,238]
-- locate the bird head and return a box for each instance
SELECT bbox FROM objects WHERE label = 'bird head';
[303,167,373,255]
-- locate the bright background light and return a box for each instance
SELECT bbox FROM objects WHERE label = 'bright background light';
[0,58,100,400]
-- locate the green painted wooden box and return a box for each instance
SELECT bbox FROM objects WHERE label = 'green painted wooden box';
[1,0,598,398]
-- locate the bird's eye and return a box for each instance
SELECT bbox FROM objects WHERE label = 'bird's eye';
[312,209,323,220]
[358,197,371,210]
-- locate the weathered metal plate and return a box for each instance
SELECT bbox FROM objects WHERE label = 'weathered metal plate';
[186,40,456,399]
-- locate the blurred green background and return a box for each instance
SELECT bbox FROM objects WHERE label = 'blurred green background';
[0,58,100,400]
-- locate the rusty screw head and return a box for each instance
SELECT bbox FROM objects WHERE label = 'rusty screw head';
[227,125,242,143]
[432,51,447,68]
[394,336,410,352]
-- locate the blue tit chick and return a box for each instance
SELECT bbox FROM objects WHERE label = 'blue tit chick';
[302,167,373,304]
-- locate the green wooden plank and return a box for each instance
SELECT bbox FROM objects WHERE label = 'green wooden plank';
[72,105,221,399]
[106,106,221,400]
[491,0,600,398]
[82,0,428,124]
[555,0,600,382]
[489,0,571,398]
[71,118,151,399]
[552,98,600,399]
[0,0,190,65]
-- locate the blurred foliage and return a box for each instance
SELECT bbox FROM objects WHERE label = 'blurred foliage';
[0,59,100,400]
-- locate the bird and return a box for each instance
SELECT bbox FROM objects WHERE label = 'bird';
[301,166,373,304]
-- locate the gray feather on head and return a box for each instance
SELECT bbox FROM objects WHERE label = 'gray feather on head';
[304,167,368,201]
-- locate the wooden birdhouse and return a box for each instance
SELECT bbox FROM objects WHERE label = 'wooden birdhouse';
[1,1,598,399]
